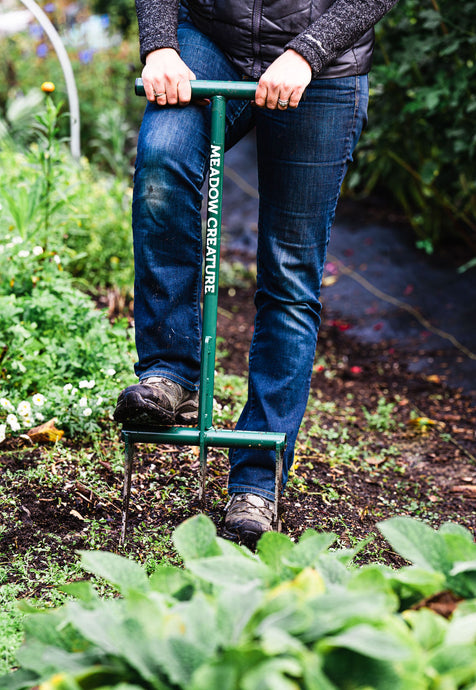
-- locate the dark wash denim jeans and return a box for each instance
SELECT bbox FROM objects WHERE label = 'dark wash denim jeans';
[132,16,369,500]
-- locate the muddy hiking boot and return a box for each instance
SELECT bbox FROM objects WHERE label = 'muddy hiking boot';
[224,493,275,547]
[113,376,199,426]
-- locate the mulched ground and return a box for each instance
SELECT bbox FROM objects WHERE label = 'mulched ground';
[1,280,476,592]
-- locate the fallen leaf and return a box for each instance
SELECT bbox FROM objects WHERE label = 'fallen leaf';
[324,261,338,275]
[27,418,64,443]
[70,509,86,521]
[450,485,476,495]
[329,319,351,331]
[365,456,387,466]
[426,374,441,384]
[321,275,338,287]
[411,590,463,618]
[408,417,437,431]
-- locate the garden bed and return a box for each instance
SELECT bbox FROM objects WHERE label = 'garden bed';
[2,282,475,596]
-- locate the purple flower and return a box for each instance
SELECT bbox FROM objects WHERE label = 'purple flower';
[43,3,55,12]
[36,43,48,58]
[29,25,43,38]
[100,14,109,28]
[78,49,94,64]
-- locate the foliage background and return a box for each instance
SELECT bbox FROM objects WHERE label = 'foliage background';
[351,0,476,254]
[1,0,476,255]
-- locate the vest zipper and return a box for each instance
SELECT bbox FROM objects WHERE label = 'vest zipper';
[251,0,264,77]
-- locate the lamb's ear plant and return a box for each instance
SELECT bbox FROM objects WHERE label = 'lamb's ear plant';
[3,514,476,690]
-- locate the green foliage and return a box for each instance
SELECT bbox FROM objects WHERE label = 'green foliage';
[0,94,134,289]
[362,397,397,432]
[351,0,476,250]
[91,0,137,36]
[4,515,476,689]
[0,96,135,440]
[0,12,143,167]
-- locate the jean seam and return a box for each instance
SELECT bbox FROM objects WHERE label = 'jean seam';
[228,485,276,500]
[140,370,199,391]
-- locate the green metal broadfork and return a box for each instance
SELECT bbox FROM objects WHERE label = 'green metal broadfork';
[119,80,287,545]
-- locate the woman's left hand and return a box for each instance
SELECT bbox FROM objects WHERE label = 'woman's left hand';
[254,49,312,110]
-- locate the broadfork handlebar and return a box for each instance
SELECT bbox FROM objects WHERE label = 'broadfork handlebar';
[134,77,258,100]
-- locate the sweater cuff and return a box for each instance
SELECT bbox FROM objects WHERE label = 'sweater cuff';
[140,38,181,65]
[285,36,326,79]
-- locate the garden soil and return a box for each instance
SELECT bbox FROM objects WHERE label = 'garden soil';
[2,276,476,590]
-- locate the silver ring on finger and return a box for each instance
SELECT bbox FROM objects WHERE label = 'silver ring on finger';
[154,92,166,98]
[278,98,290,108]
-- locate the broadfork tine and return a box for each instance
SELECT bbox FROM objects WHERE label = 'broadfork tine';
[120,435,135,546]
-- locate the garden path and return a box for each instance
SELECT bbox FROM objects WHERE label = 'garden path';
[221,131,476,402]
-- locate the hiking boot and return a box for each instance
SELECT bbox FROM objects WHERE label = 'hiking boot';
[113,376,198,426]
[223,493,275,547]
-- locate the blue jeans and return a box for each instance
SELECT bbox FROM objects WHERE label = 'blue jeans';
[132,16,368,500]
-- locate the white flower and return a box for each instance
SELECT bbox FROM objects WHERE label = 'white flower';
[33,246,43,256]
[6,414,21,431]
[79,396,88,407]
[35,412,45,421]
[17,401,31,416]
[32,393,46,407]
[83,407,92,417]
[0,423,5,443]
[79,379,95,389]
[96,396,103,406]
[53,254,61,264]
[0,398,14,412]
[63,383,73,391]
[11,236,22,245]
[0,245,4,254]
[106,368,116,376]
[18,250,30,258]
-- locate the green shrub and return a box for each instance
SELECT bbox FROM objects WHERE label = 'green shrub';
[3,515,476,689]
[0,96,136,441]
[0,93,134,291]
[351,0,476,251]
[0,8,143,166]
[0,234,135,439]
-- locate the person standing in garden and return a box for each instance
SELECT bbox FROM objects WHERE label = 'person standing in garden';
[114,0,399,545]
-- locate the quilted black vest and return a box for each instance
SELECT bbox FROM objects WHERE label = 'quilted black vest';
[184,0,375,78]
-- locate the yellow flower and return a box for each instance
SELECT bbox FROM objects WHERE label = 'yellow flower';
[41,81,55,93]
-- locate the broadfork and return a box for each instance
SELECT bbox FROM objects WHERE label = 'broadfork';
[119,80,287,545]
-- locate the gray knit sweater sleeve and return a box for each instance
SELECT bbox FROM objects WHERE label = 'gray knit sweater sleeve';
[135,0,180,64]
[287,0,399,77]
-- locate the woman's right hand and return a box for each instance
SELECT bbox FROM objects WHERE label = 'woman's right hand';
[142,48,197,106]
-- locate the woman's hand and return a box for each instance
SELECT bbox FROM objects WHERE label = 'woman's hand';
[254,49,312,110]
[142,48,197,106]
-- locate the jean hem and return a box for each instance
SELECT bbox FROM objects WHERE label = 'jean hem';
[228,485,276,501]
[139,370,199,392]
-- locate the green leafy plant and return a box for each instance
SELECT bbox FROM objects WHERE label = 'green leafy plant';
[350,0,476,252]
[3,515,476,689]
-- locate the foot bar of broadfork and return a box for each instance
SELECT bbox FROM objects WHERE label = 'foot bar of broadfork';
[120,79,287,546]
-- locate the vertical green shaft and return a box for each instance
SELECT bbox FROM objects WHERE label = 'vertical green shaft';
[199,95,226,432]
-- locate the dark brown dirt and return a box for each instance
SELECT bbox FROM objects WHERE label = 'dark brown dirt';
[1,282,476,593]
